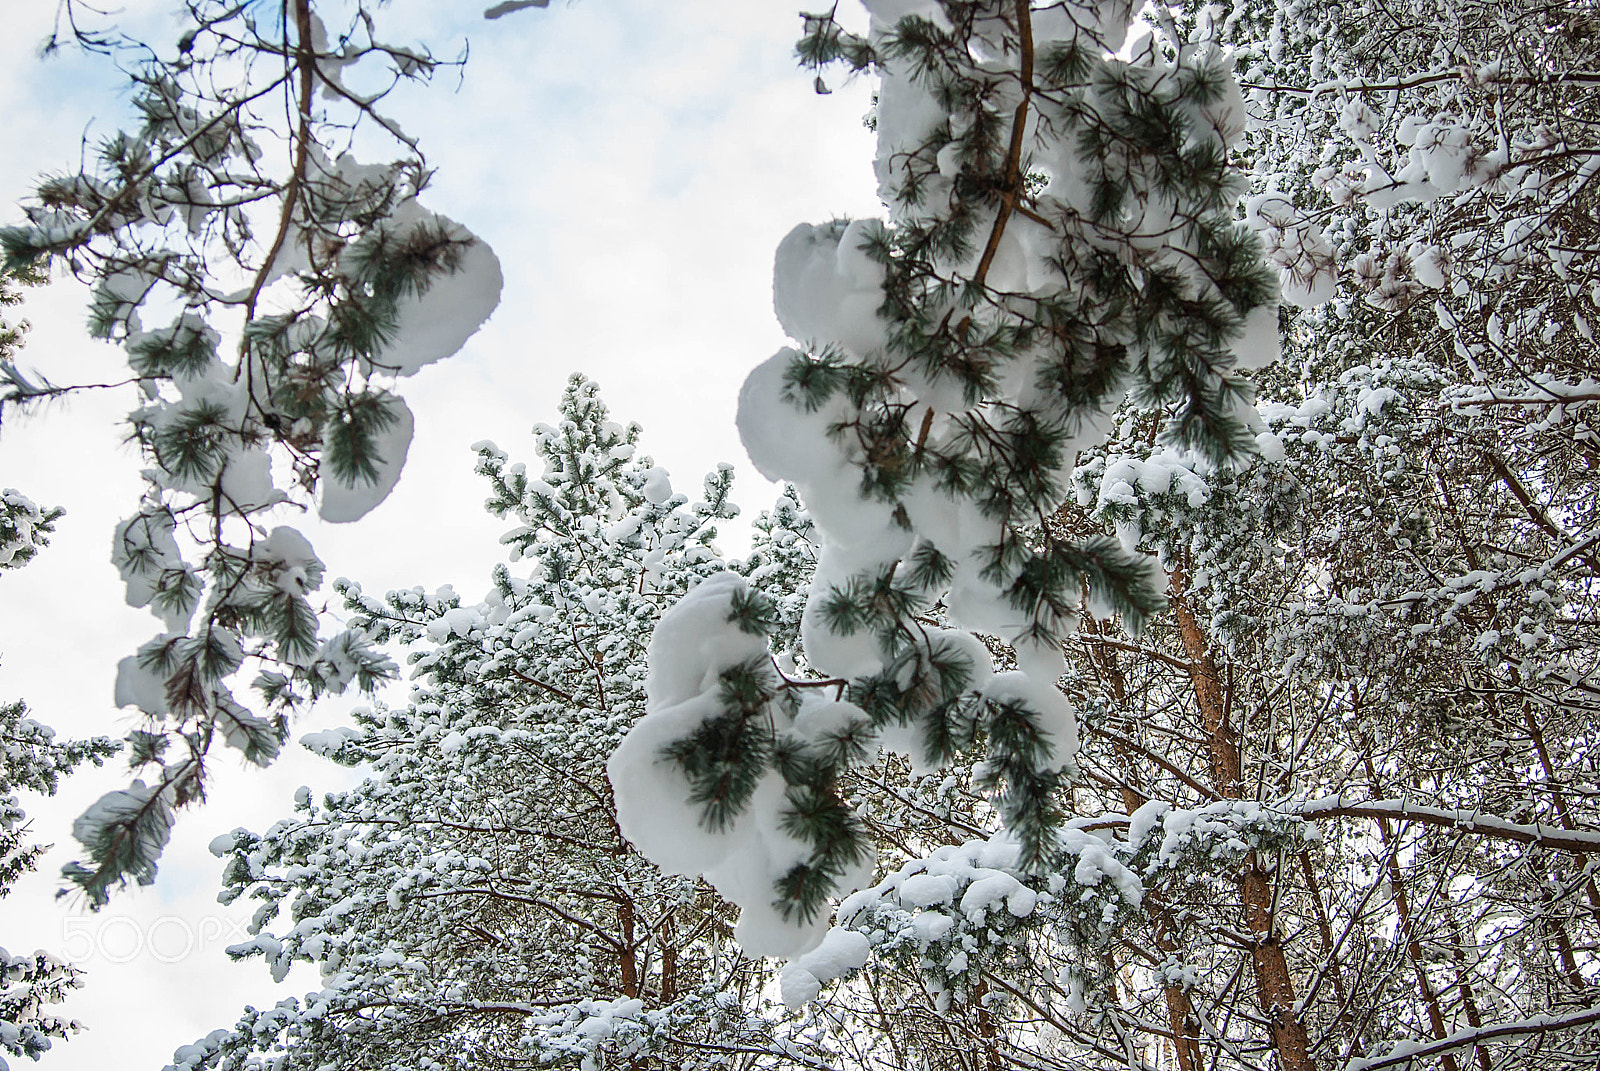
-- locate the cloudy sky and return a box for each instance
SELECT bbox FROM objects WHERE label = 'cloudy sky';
[0,2,879,1065]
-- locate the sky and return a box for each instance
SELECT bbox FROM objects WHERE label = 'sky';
[0,2,880,1065]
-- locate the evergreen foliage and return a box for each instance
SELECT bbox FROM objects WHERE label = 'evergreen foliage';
[0,504,121,1068]
[0,0,504,905]
[0,265,44,377]
[0,491,63,575]
[614,2,1600,1069]
[171,379,840,1070]
[2,1,1597,1067]
[614,0,1278,953]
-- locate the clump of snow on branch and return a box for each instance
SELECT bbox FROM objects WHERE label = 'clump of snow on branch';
[0,491,62,572]
[0,3,502,905]
[614,0,1289,957]
[780,799,1308,1014]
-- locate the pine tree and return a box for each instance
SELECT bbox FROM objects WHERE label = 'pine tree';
[172,378,843,1071]
[0,491,62,576]
[0,698,121,1070]
[0,1,505,905]
[762,1,1600,1064]
[0,264,44,372]
[770,357,1600,1070]
[612,3,1600,1069]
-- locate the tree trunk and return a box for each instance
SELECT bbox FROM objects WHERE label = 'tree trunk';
[1360,751,1459,1071]
[1172,567,1317,1071]
[617,894,639,999]
[1298,851,1364,1056]
[1088,617,1204,1071]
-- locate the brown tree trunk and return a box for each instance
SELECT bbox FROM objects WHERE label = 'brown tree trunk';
[1525,703,1600,924]
[659,909,678,1002]
[617,894,639,999]
[1172,568,1317,1071]
[972,977,1006,1071]
[1297,851,1364,1056]
[1449,940,1493,1071]
[1149,904,1205,1071]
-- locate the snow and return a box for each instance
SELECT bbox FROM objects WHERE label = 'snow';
[317,396,415,523]
[637,572,763,709]
[869,46,950,209]
[896,873,958,908]
[71,781,175,886]
[0,490,45,567]
[255,526,320,575]
[426,606,483,642]
[1012,637,1066,684]
[113,655,169,717]
[911,911,955,943]
[610,692,750,875]
[777,928,870,1007]
[860,0,945,21]
[1232,303,1281,370]
[641,467,673,505]
[1254,430,1286,463]
[218,448,286,516]
[798,578,885,682]
[772,220,887,359]
[299,725,362,757]
[1345,1006,1600,1071]
[789,700,870,748]
[785,829,1109,1007]
[1245,191,1336,308]
[959,873,1031,921]
[610,572,874,957]
[738,350,905,571]
[363,202,504,378]
[981,671,1078,773]
[1126,799,1169,848]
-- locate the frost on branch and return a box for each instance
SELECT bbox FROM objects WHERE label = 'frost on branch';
[777,799,1307,1017]
[0,2,502,906]
[616,0,1279,955]
[0,948,83,1067]
[1230,0,1600,385]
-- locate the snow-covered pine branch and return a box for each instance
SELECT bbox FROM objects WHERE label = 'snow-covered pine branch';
[0,490,63,574]
[612,0,1279,958]
[0,542,121,1066]
[0,0,504,906]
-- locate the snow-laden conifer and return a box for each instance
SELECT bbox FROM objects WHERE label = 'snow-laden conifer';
[172,378,842,1071]
[0,1,504,905]
[0,491,62,575]
[0,700,119,1069]
[0,507,120,1068]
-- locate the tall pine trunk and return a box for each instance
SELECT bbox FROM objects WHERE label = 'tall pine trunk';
[1173,566,1317,1071]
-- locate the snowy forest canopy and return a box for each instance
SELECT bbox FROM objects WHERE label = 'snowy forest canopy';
[2,0,1599,1069]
